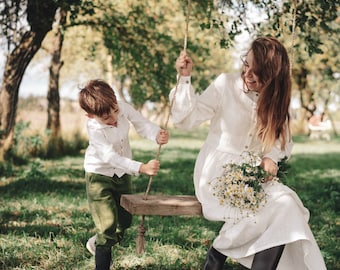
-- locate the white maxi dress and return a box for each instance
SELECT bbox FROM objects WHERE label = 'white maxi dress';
[169,73,327,270]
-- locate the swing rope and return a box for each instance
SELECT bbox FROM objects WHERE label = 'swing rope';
[290,0,297,75]
[136,0,191,255]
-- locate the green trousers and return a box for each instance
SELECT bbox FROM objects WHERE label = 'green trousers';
[86,173,133,250]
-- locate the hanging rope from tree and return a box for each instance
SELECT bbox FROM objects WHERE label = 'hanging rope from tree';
[136,0,192,255]
[290,0,297,75]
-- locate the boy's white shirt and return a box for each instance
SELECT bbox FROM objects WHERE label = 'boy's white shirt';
[84,101,160,177]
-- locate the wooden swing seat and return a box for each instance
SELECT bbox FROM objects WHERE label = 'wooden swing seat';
[121,194,202,216]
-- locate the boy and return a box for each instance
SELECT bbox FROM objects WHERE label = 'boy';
[78,79,169,270]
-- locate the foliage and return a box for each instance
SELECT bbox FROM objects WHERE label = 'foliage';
[213,0,339,56]
[58,0,235,109]
[101,2,179,106]
[17,159,47,181]
[4,118,88,161]
[97,0,226,108]
[0,0,96,51]
[0,160,14,178]
[0,128,339,269]
[59,0,338,127]
[6,121,43,164]
[0,0,30,50]
[277,156,290,180]
[61,129,88,156]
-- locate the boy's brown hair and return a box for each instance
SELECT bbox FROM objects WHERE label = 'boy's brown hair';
[78,79,118,116]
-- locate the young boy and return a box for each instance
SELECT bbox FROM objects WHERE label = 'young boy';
[78,79,169,270]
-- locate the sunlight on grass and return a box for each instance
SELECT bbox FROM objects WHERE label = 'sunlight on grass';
[292,136,340,154]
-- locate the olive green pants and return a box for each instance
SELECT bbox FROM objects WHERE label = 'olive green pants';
[86,173,132,250]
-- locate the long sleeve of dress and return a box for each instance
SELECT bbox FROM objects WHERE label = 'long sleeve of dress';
[264,127,294,163]
[264,139,293,163]
[169,76,222,130]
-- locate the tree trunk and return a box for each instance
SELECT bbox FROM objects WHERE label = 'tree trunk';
[46,7,67,156]
[293,66,316,135]
[0,32,45,161]
[0,0,58,161]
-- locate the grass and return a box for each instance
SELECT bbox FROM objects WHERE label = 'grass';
[0,127,339,269]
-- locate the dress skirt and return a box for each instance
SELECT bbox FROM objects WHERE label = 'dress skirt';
[194,144,327,270]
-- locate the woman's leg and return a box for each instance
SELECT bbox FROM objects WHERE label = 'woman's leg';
[251,245,285,270]
[203,246,227,270]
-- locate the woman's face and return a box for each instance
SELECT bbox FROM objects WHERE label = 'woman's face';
[243,50,262,92]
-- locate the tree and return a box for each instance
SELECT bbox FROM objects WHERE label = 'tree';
[0,0,58,161]
[97,0,232,117]
[56,0,233,125]
[46,6,67,155]
[0,0,95,160]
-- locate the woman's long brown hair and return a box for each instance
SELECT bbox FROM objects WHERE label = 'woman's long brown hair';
[242,37,292,152]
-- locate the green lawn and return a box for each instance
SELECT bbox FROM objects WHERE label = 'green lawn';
[0,128,339,269]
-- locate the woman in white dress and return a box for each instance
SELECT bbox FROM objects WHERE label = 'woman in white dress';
[170,37,327,270]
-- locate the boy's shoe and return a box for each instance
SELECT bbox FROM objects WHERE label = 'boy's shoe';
[95,246,112,270]
[86,235,96,256]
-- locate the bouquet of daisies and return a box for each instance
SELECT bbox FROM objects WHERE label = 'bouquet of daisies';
[210,152,279,214]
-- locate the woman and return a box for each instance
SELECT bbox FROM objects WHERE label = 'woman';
[170,37,326,269]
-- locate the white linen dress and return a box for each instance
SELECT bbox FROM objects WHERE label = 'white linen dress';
[169,73,327,269]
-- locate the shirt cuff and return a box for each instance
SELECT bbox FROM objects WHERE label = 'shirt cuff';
[177,75,191,84]
[129,161,143,176]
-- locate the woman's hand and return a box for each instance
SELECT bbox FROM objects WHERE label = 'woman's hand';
[175,50,193,76]
[261,157,278,182]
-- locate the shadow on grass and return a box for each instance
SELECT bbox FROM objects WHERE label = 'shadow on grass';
[0,177,85,198]
[132,158,196,195]
[132,146,198,195]
[0,173,91,241]
[0,222,68,237]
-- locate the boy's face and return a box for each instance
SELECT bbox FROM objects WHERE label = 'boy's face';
[87,107,120,127]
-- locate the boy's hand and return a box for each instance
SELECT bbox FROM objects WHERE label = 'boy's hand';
[139,159,160,176]
[157,129,169,145]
